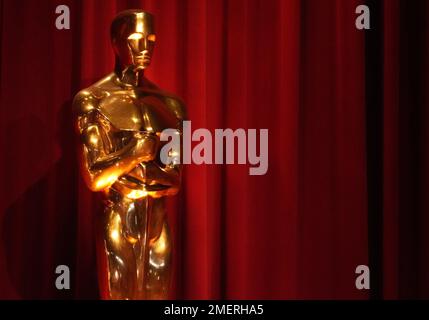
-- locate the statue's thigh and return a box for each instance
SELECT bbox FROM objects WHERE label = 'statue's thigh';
[103,206,137,299]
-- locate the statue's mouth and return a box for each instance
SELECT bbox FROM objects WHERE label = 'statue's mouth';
[135,54,151,64]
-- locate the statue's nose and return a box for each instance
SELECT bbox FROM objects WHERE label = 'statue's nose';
[128,37,148,53]
[139,38,148,51]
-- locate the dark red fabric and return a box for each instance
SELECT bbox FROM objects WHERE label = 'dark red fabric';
[0,0,427,299]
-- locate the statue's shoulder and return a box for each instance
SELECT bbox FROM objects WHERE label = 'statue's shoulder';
[160,92,187,121]
[73,73,120,117]
[142,80,187,121]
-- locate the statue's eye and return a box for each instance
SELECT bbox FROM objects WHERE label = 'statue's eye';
[128,32,143,40]
[147,34,156,42]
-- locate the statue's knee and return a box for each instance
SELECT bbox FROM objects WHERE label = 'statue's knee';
[149,223,171,271]
[107,249,136,299]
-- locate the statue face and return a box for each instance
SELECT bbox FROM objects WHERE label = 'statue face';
[111,10,156,70]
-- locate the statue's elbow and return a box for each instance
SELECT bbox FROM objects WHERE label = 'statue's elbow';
[87,179,105,192]
[83,169,115,192]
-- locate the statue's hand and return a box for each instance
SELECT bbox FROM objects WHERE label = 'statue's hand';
[131,132,158,162]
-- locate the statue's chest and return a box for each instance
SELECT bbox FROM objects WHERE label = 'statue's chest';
[97,92,178,133]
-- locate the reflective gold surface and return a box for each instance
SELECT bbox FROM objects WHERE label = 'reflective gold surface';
[73,10,185,299]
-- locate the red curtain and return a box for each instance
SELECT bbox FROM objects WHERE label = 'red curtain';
[0,0,428,299]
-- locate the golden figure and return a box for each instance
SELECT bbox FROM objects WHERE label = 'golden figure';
[73,10,186,299]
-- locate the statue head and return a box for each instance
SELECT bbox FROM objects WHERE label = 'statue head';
[111,10,155,72]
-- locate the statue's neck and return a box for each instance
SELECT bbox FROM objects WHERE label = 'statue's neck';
[119,65,146,88]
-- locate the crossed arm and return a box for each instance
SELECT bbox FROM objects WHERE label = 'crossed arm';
[77,114,158,192]
[73,90,184,194]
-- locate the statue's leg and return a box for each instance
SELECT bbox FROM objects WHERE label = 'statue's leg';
[144,198,172,299]
[102,199,137,299]
[128,197,150,299]
[145,221,172,299]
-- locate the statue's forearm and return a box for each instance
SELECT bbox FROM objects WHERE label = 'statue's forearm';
[143,162,181,190]
[82,134,158,191]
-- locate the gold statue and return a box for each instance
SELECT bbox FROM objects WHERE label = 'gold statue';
[73,10,186,300]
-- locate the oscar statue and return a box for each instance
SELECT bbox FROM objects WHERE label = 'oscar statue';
[73,9,186,300]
